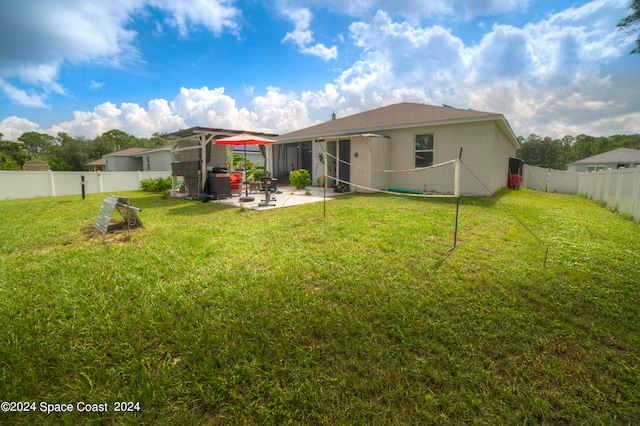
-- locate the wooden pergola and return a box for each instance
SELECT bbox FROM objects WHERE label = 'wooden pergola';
[162,127,278,198]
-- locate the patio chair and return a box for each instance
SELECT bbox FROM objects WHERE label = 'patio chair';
[230,173,243,196]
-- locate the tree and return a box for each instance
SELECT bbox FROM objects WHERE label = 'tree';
[0,153,20,170]
[517,134,563,169]
[0,139,31,170]
[138,132,168,148]
[93,129,136,153]
[51,132,90,171]
[18,131,55,154]
[618,0,640,54]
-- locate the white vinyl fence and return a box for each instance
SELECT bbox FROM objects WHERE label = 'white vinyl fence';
[0,170,171,200]
[523,164,640,221]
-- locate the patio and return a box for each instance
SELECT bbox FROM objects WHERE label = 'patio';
[211,185,347,210]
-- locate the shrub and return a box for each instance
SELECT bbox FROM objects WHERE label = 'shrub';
[140,177,172,193]
[289,169,311,189]
[247,166,264,182]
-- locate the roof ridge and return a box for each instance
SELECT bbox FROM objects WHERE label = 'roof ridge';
[278,102,500,140]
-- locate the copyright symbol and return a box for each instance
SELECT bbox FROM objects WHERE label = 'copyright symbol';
[1,401,9,412]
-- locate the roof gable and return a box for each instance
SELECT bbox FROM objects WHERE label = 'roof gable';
[134,143,173,156]
[105,148,147,157]
[278,102,505,141]
[86,158,106,166]
[571,147,640,164]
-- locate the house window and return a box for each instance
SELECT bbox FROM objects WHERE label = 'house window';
[415,134,434,168]
[587,165,604,172]
[146,156,151,171]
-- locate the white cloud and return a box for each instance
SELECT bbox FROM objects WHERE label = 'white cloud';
[273,0,526,24]
[0,0,240,108]
[0,116,41,141]
[0,81,49,109]
[0,85,321,140]
[252,87,318,132]
[281,7,338,60]
[299,1,639,138]
[273,0,448,24]
[171,86,258,130]
[148,0,239,37]
[89,81,105,90]
[172,86,317,133]
[46,99,187,139]
[1,0,638,142]
[301,83,345,109]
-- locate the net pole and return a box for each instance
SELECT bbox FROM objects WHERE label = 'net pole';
[449,148,463,252]
[323,142,327,219]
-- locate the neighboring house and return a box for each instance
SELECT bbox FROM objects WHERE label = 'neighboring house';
[85,157,106,172]
[96,144,173,172]
[275,102,519,196]
[567,148,640,172]
[104,148,148,171]
[136,143,173,171]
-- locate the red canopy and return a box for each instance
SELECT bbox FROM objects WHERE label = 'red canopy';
[215,134,276,146]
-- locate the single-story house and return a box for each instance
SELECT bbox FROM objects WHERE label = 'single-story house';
[93,143,173,172]
[137,143,173,171]
[104,148,148,171]
[567,147,640,172]
[274,102,519,196]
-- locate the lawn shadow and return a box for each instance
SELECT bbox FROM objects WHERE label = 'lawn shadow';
[346,189,512,208]
[457,187,518,208]
[165,200,236,216]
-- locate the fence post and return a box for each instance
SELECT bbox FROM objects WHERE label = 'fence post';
[48,170,56,196]
[604,169,613,206]
[632,165,640,221]
[98,171,104,193]
[615,167,624,212]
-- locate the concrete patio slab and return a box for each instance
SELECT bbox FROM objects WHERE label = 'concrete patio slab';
[209,185,347,211]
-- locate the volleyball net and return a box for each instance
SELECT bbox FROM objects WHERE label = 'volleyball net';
[324,152,460,198]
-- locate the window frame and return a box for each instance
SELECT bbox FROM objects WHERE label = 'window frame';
[587,165,605,172]
[414,133,434,168]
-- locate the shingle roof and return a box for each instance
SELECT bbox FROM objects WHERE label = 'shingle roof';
[278,102,505,141]
[86,157,106,166]
[571,148,640,164]
[134,143,173,156]
[107,147,148,156]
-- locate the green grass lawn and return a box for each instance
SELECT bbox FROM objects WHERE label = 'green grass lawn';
[0,189,638,424]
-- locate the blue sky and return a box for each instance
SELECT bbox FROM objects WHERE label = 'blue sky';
[0,0,638,141]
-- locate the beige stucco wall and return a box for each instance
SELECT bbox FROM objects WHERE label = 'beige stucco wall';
[288,120,516,196]
[377,121,515,195]
[347,136,391,191]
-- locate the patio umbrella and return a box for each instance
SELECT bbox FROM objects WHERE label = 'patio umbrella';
[216,134,276,202]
